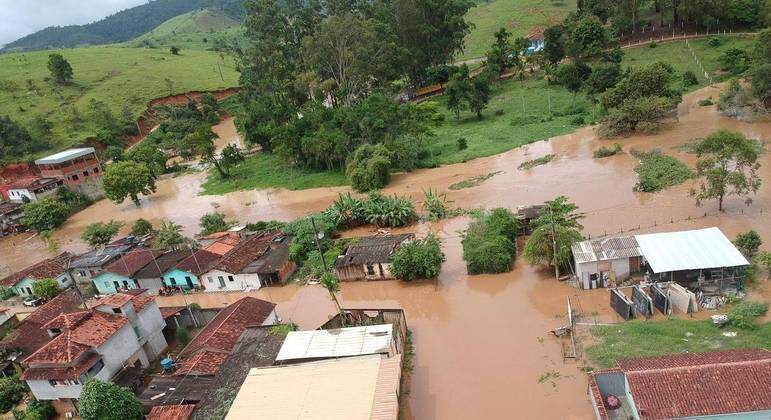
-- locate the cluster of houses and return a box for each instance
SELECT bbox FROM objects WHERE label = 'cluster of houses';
[0,148,103,236]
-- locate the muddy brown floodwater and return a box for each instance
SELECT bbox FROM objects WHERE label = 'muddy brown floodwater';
[2,84,770,419]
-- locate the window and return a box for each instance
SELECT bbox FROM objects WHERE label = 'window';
[83,171,89,177]
[228,275,234,282]
[49,380,57,386]
[112,308,122,314]
[87,359,104,377]
[366,264,375,275]
[122,280,129,289]
[72,174,78,181]
[208,277,213,283]
[169,277,176,286]
[79,270,87,277]
[93,167,99,173]
[104,281,110,288]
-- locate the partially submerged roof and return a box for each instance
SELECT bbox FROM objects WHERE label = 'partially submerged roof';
[276,324,394,363]
[617,349,771,419]
[0,252,71,287]
[334,234,414,268]
[226,354,401,420]
[69,244,135,269]
[176,297,276,375]
[101,249,165,278]
[243,236,291,274]
[634,227,749,273]
[211,232,278,274]
[572,235,642,264]
[174,249,222,275]
[34,147,96,165]
[133,249,191,278]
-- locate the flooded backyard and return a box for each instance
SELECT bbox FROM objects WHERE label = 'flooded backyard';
[1,84,770,419]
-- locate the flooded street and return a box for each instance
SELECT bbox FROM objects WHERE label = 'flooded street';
[1,84,770,418]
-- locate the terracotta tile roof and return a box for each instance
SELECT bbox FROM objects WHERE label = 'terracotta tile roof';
[204,241,235,256]
[0,252,71,287]
[43,311,91,331]
[176,297,275,375]
[160,307,185,319]
[21,352,102,381]
[23,331,92,365]
[0,290,84,355]
[213,233,278,274]
[174,350,229,376]
[132,294,154,312]
[175,249,221,275]
[134,249,191,279]
[68,311,128,347]
[147,404,195,420]
[95,291,154,313]
[619,349,771,419]
[8,177,62,191]
[200,231,238,242]
[102,249,165,278]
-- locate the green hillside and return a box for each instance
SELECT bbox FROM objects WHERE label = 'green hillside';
[0,46,238,158]
[459,0,575,60]
[131,9,243,49]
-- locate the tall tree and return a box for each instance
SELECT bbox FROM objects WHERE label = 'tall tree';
[102,161,157,207]
[47,53,73,84]
[691,130,762,211]
[486,27,513,74]
[156,220,186,249]
[543,25,566,66]
[81,220,123,248]
[79,379,142,420]
[21,197,70,232]
[444,65,472,119]
[469,71,493,120]
[556,62,590,104]
[523,196,584,279]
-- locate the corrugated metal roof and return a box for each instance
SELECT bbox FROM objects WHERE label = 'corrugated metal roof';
[571,235,642,264]
[276,324,393,362]
[35,148,95,165]
[225,355,397,420]
[371,354,402,420]
[634,227,749,273]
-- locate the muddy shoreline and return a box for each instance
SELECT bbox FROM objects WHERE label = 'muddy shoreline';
[1,83,769,419]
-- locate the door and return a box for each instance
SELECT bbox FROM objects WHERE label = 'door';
[185,277,193,289]
[629,256,641,273]
[218,276,226,288]
[113,281,120,291]
[25,287,32,295]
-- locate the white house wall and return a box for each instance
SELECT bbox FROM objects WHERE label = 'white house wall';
[261,309,280,326]
[96,324,145,375]
[134,301,168,359]
[200,270,261,293]
[26,364,112,400]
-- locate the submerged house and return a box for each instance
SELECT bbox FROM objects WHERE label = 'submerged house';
[572,227,749,290]
[588,349,771,420]
[0,252,73,297]
[333,234,414,281]
[200,232,288,292]
[161,249,222,291]
[131,249,191,294]
[92,249,165,295]
[68,243,136,287]
[6,177,64,203]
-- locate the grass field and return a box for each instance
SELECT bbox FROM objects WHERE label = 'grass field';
[0,45,239,157]
[431,77,593,165]
[459,0,574,60]
[199,153,348,194]
[129,9,243,49]
[621,35,757,92]
[586,318,771,368]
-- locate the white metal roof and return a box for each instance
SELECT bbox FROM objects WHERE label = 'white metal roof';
[225,355,397,420]
[276,324,393,362]
[634,227,749,273]
[35,148,95,165]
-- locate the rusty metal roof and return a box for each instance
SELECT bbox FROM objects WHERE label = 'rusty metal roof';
[571,235,642,264]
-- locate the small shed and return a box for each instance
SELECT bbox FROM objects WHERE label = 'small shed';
[276,324,396,364]
[572,235,643,289]
[333,234,414,281]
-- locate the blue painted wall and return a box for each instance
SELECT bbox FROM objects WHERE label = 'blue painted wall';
[161,269,200,289]
[93,272,137,294]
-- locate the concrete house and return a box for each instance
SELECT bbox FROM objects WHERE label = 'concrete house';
[0,202,23,236]
[0,252,73,297]
[92,249,165,295]
[34,148,103,199]
[588,349,771,420]
[68,243,135,287]
[20,291,167,409]
[200,232,284,292]
[572,227,750,290]
[130,249,191,294]
[161,249,222,291]
[6,177,64,203]
[333,234,414,281]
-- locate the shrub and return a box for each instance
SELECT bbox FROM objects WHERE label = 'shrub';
[423,189,449,221]
[593,143,622,158]
[346,144,392,192]
[648,41,657,48]
[728,301,768,329]
[199,212,232,235]
[0,375,26,412]
[734,230,762,259]
[633,152,692,192]
[707,37,721,47]
[698,98,714,106]
[518,154,554,170]
[244,220,286,233]
[32,279,60,300]
[15,399,55,420]
[284,214,338,263]
[682,71,698,86]
[719,48,751,75]
[494,109,505,116]
[0,287,15,300]
[390,235,445,281]
[461,208,518,274]
[131,219,153,236]
[363,193,417,227]
[571,116,585,125]
[457,137,467,150]
[81,220,123,247]
[176,327,190,346]
[599,96,676,137]
[324,193,366,229]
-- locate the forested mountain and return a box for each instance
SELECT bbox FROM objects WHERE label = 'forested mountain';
[2,0,244,52]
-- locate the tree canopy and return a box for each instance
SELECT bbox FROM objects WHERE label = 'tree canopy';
[78,379,142,420]
[523,196,583,279]
[81,220,123,248]
[21,198,70,232]
[32,279,60,300]
[102,161,157,207]
[47,54,73,84]
[390,235,445,281]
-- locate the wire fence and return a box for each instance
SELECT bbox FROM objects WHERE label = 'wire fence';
[583,205,766,240]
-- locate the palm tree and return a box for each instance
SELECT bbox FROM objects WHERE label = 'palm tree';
[320,272,346,326]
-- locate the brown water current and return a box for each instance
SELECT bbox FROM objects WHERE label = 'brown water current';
[2,84,771,419]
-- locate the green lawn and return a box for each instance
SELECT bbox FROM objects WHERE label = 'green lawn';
[621,35,757,92]
[0,45,239,158]
[199,153,348,194]
[430,77,593,165]
[460,0,575,60]
[586,318,771,368]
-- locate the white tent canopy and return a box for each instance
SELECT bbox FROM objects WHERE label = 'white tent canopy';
[634,227,749,274]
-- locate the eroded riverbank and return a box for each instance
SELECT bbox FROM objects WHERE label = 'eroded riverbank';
[1,84,770,419]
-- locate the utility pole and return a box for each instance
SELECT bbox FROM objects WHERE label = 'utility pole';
[548,203,560,279]
[310,216,327,271]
